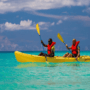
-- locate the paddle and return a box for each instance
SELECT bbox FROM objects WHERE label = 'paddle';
[36,23,47,61]
[57,33,79,62]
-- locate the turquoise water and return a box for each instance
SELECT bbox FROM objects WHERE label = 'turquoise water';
[0,51,90,90]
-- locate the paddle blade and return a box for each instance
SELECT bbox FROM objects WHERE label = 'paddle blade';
[36,24,40,35]
[57,33,65,43]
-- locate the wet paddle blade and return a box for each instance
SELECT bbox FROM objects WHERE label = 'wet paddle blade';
[57,33,65,43]
[36,24,40,35]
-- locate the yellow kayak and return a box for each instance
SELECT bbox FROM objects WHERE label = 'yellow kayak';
[14,51,90,63]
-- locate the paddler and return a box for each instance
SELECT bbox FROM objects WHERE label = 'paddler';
[39,38,56,57]
[63,39,80,59]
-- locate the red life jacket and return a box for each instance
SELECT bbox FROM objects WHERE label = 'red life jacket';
[47,42,56,54]
[71,41,80,54]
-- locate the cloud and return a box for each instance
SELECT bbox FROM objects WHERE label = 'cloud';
[33,12,90,21]
[51,22,55,26]
[32,11,62,19]
[63,17,68,20]
[78,37,87,40]
[38,22,50,30]
[0,36,18,51]
[0,19,55,31]
[57,20,62,25]
[38,21,55,26]
[3,19,35,31]
[38,21,55,29]
[70,16,90,21]
[32,11,90,22]
[16,15,19,18]
[82,7,90,14]
[38,22,49,26]
[62,12,68,14]
[20,20,32,27]
[85,46,89,50]
[0,0,90,14]
[60,32,68,35]
[0,35,44,51]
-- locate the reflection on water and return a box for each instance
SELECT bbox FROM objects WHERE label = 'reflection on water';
[16,62,86,68]
[16,62,58,68]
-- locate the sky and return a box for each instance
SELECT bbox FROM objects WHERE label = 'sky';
[0,0,90,51]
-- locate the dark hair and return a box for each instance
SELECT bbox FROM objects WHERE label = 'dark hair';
[49,38,52,42]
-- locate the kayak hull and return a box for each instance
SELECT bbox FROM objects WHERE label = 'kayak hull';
[14,51,90,63]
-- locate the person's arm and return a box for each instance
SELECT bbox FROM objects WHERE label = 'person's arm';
[41,40,47,47]
[66,44,71,50]
[76,49,80,59]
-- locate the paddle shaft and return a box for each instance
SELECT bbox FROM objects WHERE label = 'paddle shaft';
[39,35,47,61]
[39,35,46,52]
[36,23,47,61]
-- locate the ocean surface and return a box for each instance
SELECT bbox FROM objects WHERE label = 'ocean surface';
[0,51,90,90]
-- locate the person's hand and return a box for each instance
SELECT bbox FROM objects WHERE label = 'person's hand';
[45,54,47,58]
[76,56,78,60]
[41,40,43,43]
[66,44,68,47]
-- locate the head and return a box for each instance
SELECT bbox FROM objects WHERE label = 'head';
[72,39,76,45]
[48,38,52,45]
